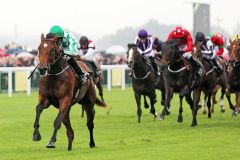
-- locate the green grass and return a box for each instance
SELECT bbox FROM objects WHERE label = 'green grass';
[0,88,240,160]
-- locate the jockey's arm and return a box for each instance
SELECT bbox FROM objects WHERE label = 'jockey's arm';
[143,37,154,54]
[216,46,224,56]
[184,34,194,52]
[201,40,214,55]
[80,48,95,61]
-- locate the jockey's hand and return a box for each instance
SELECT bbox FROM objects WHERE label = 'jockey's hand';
[177,50,185,55]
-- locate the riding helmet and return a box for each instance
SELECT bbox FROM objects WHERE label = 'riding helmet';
[195,32,205,43]
[138,29,148,38]
[50,26,64,38]
[80,36,89,45]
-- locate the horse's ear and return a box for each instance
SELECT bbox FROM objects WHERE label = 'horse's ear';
[41,34,44,41]
[229,39,232,45]
[127,43,131,49]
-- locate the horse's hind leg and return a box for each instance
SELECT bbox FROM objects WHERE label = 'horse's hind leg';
[177,95,184,123]
[202,94,207,115]
[81,106,85,118]
[160,89,173,120]
[134,92,142,123]
[96,81,104,102]
[219,87,226,113]
[144,95,149,109]
[33,103,47,141]
[84,105,96,148]
[62,108,74,151]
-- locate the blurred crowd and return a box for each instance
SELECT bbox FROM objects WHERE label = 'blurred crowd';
[0,42,127,67]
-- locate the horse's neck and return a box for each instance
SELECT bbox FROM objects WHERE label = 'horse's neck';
[133,58,149,75]
[48,58,68,74]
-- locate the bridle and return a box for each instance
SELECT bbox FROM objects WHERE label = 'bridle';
[41,38,63,66]
[38,38,65,76]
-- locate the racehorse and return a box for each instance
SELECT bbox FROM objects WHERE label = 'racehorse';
[159,39,203,127]
[225,39,240,115]
[127,43,164,123]
[32,34,106,151]
[193,43,228,118]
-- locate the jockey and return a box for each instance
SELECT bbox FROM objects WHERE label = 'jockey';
[209,33,225,56]
[49,25,88,84]
[79,36,99,77]
[195,32,223,77]
[167,26,200,79]
[152,36,164,54]
[133,29,160,76]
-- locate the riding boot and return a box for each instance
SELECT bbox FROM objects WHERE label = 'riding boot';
[67,57,88,84]
[149,57,160,76]
[90,61,99,78]
[189,56,200,80]
[211,58,223,77]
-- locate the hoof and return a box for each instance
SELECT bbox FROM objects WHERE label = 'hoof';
[32,134,41,141]
[202,110,207,115]
[211,109,214,113]
[177,117,183,123]
[191,123,197,127]
[46,141,56,148]
[89,142,95,148]
[220,108,225,113]
[165,110,171,116]
[159,115,164,121]
[144,104,149,109]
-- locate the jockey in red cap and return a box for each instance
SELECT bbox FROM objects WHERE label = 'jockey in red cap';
[209,33,225,56]
[167,26,200,79]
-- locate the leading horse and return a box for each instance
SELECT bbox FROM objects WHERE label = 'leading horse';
[32,34,106,151]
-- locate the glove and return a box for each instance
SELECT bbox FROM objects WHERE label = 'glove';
[177,50,185,55]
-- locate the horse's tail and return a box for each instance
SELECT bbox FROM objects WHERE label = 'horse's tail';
[95,97,107,107]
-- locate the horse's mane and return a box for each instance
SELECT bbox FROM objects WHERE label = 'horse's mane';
[165,39,178,46]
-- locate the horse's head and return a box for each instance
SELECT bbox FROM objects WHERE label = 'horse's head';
[193,42,203,58]
[160,39,179,66]
[127,43,141,68]
[229,39,240,61]
[38,33,63,75]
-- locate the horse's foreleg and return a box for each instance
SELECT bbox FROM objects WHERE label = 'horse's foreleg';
[134,92,142,123]
[47,98,71,149]
[62,108,74,151]
[33,103,46,141]
[207,94,212,118]
[192,88,201,127]
[84,104,96,148]
[177,95,184,123]
[149,92,157,118]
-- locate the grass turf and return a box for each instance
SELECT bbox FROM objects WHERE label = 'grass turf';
[0,88,240,160]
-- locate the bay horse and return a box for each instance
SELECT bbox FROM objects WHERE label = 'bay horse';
[127,43,164,123]
[32,34,106,151]
[193,43,228,118]
[159,39,204,127]
[225,39,240,115]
